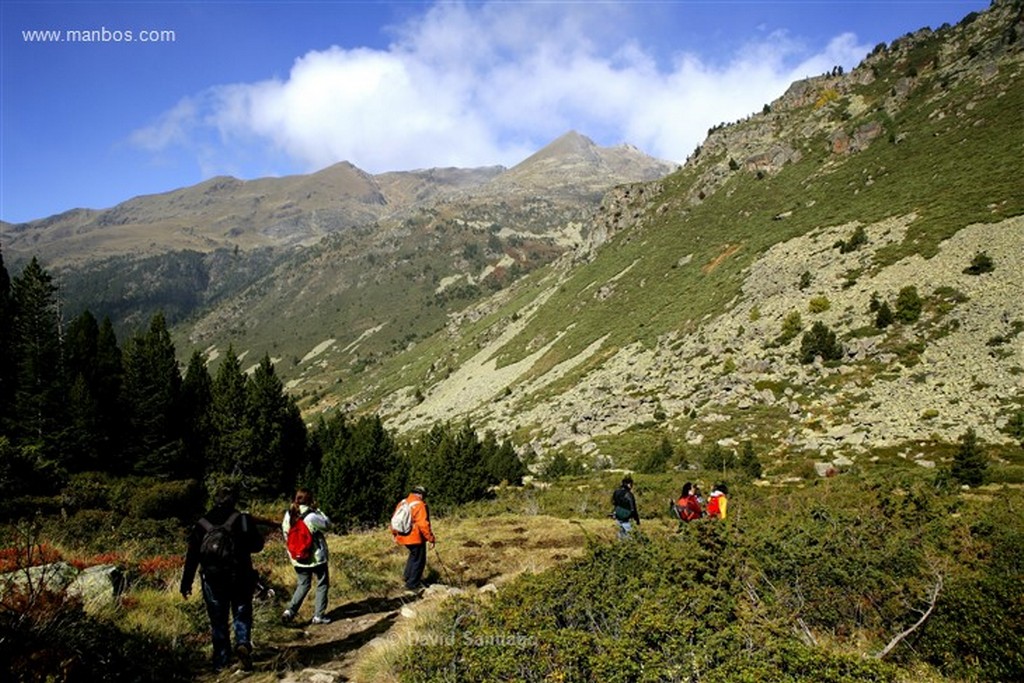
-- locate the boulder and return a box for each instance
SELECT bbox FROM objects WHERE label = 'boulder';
[69,564,125,611]
[0,561,78,596]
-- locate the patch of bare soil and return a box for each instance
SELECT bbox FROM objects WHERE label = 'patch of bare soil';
[201,593,419,683]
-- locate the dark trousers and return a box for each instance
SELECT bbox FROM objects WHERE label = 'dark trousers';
[403,543,427,589]
[201,577,253,668]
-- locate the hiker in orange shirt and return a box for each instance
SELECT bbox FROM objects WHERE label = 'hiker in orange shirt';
[391,486,435,591]
[707,484,729,520]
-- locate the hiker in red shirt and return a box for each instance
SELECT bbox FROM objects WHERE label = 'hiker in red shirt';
[671,482,704,529]
[391,486,435,591]
[281,489,331,625]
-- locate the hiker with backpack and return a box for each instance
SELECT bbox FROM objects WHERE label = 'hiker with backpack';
[670,482,703,529]
[281,488,332,625]
[707,483,729,520]
[611,475,640,539]
[180,483,265,672]
[390,485,435,592]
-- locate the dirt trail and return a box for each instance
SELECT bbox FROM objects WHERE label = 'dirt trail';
[201,592,419,683]
[197,515,612,682]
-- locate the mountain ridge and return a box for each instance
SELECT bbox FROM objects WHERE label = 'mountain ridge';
[3,132,674,268]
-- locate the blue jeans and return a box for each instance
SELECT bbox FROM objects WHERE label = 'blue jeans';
[201,577,253,668]
[616,520,634,539]
[287,563,329,618]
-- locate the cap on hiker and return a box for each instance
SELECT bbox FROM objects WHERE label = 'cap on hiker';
[411,485,427,496]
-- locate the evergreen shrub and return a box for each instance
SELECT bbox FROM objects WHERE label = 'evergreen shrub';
[393,477,1023,682]
[799,322,843,364]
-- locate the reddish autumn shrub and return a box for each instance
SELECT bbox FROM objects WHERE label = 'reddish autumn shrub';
[138,554,183,576]
[0,543,62,573]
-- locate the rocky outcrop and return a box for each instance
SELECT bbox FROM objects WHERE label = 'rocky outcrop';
[1,562,125,612]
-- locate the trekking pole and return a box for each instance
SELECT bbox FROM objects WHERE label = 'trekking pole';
[431,544,457,587]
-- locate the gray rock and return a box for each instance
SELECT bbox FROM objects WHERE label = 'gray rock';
[69,564,125,611]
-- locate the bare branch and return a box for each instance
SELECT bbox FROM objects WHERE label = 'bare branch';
[873,575,944,660]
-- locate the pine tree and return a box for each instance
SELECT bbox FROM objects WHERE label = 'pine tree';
[0,246,14,437]
[895,286,923,323]
[63,311,103,471]
[739,441,763,480]
[412,422,491,510]
[318,413,405,529]
[180,350,213,482]
[121,313,184,476]
[638,436,674,474]
[799,321,843,364]
[246,354,306,496]
[950,428,987,486]
[874,300,894,329]
[93,317,125,464]
[208,346,254,479]
[481,432,527,485]
[9,258,66,488]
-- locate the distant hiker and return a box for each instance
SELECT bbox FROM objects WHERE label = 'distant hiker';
[670,482,703,528]
[707,484,729,521]
[611,476,640,539]
[181,483,265,672]
[281,489,332,625]
[391,486,435,591]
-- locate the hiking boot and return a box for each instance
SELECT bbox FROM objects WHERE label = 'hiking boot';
[234,643,253,672]
[282,609,295,623]
[311,615,331,625]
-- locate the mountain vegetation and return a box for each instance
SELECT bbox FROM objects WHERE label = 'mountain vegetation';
[1,1,1023,681]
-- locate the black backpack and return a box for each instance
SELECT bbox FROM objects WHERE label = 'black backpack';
[198,511,240,582]
[612,487,633,521]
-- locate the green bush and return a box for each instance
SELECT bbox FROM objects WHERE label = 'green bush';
[638,437,674,474]
[738,441,762,480]
[808,296,831,313]
[542,452,585,481]
[836,225,869,253]
[894,286,922,323]
[127,478,202,520]
[799,321,844,364]
[963,251,994,275]
[874,300,894,329]
[950,428,987,486]
[702,443,738,472]
[60,471,115,511]
[775,311,803,346]
[1004,409,1024,447]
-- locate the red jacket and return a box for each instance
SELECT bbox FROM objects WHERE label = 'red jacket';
[392,494,435,545]
[676,495,703,521]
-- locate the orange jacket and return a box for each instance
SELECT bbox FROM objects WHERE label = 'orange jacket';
[392,494,435,545]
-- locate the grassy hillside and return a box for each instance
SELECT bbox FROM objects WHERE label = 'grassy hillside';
[317,2,1023,471]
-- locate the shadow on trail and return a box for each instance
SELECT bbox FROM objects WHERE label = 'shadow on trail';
[272,611,398,672]
[248,594,418,676]
[326,594,413,620]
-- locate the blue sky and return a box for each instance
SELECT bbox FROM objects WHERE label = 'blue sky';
[1,1,987,224]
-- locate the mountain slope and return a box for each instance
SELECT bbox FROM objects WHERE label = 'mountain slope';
[3,132,672,347]
[323,0,1024,472]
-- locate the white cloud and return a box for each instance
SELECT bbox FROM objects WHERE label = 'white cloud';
[132,2,872,176]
